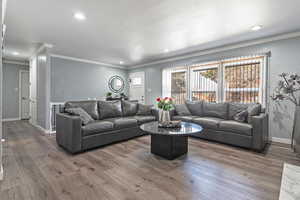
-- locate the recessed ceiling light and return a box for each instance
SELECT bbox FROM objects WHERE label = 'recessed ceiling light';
[164,49,169,53]
[74,12,86,21]
[119,61,124,65]
[251,25,262,31]
[12,51,19,56]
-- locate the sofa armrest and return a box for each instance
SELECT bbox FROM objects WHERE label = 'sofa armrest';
[250,113,269,151]
[56,113,82,154]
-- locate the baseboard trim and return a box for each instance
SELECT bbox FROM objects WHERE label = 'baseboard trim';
[272,137,291,144]
[2,118,21,122]
[30,123,52,134]
[0,164,3,181]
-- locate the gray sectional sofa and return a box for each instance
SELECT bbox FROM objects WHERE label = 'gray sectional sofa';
[56,100,156,154]
[172,101,269,151]
[56,99,268,154]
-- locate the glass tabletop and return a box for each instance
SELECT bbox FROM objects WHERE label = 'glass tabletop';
[140,121,203,136]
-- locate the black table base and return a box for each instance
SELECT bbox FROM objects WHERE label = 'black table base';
[151,134,188,160]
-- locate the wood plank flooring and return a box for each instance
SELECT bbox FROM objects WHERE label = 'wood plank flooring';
[0,120,300,200]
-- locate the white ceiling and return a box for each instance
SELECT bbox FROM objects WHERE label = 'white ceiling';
[4,0,300,66]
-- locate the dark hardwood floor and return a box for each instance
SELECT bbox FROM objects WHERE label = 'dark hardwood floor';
[0,121,300,200]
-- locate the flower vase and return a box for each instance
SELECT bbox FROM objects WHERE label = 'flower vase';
[159,110,170,123]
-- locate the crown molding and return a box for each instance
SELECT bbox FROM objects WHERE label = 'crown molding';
[50,54,127,69]
[29,43,53,60]
[129,31,300,69]
[2,59,29,66]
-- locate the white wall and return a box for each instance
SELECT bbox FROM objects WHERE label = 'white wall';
[30,46,52,131]
[0,0,3,180]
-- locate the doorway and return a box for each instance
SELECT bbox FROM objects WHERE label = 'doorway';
[19,70,30,119]
[129,72,145,104]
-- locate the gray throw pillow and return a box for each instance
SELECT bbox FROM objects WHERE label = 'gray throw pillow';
[122,100,138,116]
[174,104,191,116]
[185,101,203,116]
[233,110,248,123]
[65,100,99,120]
[65,107,94,125]
[228,102,250,120]
[247,104,261,122]
[98,101,122,119]
[136,104,153,116]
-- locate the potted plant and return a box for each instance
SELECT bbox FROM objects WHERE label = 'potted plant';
[156,97,174,123]
[271,73,300,150]
[106,92,113,100]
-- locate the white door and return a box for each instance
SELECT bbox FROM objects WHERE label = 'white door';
[20,71,30,119]
[129,72,145,104]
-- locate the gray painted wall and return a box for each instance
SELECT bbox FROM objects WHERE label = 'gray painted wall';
[129,36,300,140]
[2,63,29,119]
[50,57,128,102]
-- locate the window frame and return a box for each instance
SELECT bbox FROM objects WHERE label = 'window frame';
[162,55,268,107]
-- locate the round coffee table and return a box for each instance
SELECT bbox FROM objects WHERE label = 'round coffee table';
[140,121,203,160]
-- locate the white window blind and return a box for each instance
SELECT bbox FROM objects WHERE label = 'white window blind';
[190,63,219,102]
[162,55,267,105]
[162,66,188,104]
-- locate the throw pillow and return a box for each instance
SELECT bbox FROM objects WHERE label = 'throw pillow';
[233,110,248,123]
[136,104,153,116]
[65,100,99,120]
[247,104,261,123]
[174,104,191,116]
[98,101,122,119]
[65,107,94,125]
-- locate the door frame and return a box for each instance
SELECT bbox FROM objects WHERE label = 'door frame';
[19,70,30,119]
[128,71,145,103]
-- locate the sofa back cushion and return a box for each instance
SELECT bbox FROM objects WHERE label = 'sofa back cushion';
[228,102,261,122]
[185,101,203,116]
[65,100,99,120]
[174,104,191,116]
[136,104,153,116]
[122,100,138,116]
[228,102,251,120]
[202,102,228,119]
[98,100,122,119]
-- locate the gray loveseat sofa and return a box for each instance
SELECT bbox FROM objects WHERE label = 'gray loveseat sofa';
[56,100,156,154]
[172,101,269,152]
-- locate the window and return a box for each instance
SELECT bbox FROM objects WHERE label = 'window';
[162,66,188,104]
[190,64,219,102]
[131,77,142,86]
[162,55,267,105]
[224,61,261,103]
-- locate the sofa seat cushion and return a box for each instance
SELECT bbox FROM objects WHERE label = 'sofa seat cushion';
[192,117,224,129]
[219,120,253,136]
[173,115,198,122]
[82,121,114,136]
[132,115,156,124]
[105,117,138,129]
